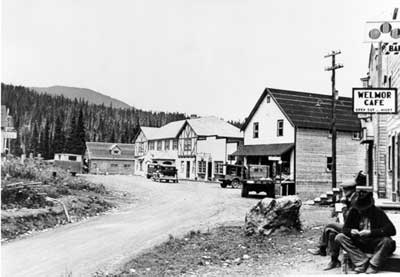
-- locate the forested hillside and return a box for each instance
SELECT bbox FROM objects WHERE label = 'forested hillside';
[1,83,187,158]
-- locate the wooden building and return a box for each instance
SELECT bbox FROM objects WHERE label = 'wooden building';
[85,142,135,175]
[234,88,366,199]
[176,116,243,180]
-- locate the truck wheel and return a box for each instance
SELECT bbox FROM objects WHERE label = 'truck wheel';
[241,185,249,197]
[231,179,241,188]
[220,182,227,188]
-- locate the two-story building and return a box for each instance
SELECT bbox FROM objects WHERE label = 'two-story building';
[1,105,17,154]
[234,88,366,199]
[133,116,243,181]
[133,120,185,176]
[176,116,243,180]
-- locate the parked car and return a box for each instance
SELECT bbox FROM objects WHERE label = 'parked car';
[215,164,245,188]
[152,164,178,183]
[146,163,159,179]
[241,164,275,198]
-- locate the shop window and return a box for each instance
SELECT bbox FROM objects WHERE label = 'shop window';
[198,160,206,174]
[277,120,284,137]
[253,122,259,138]
[326,157,332,172]
[214,161,224,174]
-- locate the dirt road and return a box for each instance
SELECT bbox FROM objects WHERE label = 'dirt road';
[2,175,259,277]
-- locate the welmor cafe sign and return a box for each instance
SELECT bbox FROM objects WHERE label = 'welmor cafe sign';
[353,88,398,114]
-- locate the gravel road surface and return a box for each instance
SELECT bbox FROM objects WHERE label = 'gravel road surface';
[2,175,259,277]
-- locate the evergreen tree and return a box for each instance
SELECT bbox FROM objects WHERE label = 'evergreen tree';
[42,120,51,159]
[75,108,86,155]
[65,114,76,153]
[53,115,65,154]
[30,123,39,156]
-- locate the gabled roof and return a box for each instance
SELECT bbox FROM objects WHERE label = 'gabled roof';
[140,127,159,140]
[86,142,135,160]
[185,116,242,138]
[242,88,361,132]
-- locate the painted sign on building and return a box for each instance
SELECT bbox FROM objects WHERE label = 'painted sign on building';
[353,88,398,114]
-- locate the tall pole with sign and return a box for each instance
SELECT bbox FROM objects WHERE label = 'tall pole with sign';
[324,51,343,189]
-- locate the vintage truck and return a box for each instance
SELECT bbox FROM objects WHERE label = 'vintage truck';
[151,164,179,183]
[216,164,245,188]
[241,164,275,198]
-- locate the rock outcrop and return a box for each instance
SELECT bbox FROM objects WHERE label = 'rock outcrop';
[245,195,302,236]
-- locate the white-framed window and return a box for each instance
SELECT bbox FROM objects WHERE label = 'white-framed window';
[173,140,178,150]
[148,141,155,150]
[277,120,284,137]
[198,160,206,174]
[165,140,170,150]
[253,122,259,138]
[111,163,119,167]
[214,161,224,174]
[184,139,192,151]
[326,157,332,172]
[266,95,271,103]
[157,140,162,151]
[124,164,131,168]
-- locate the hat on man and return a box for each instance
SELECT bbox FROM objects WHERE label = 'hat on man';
[353,186,374,211]
[340,179,357,190]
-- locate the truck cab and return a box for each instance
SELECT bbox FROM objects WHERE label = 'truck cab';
[216,164,245,188]
[241,164,275,198]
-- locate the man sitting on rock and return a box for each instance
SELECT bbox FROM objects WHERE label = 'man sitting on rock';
[307,178,358,270]
[335,186,396,274]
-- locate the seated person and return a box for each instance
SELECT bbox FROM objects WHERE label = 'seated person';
[307,178,358,270]
[335,186,396,274]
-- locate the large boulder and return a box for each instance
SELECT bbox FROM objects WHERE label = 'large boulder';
[245,195,302,236]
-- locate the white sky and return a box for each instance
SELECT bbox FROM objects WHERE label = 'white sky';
[1,0,399,121]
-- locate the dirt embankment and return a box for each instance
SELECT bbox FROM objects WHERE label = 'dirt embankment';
[1,157,122,241]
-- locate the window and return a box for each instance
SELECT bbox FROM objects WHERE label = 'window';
[388,146,392,171]
[138,143,144,153]
[198,160,206,174]
[157,140,162,151]
[181,161,185,172]
[124,164,131,168]
[352,131,361,140]
[68,155,77,161]
[184,139,192,151]
[266,95,271,103]
[327,157,332,172]
[215,161,224,174]
[111,148,121,155]
[111,163,119,167]
[277,120,284,136]
[253,122,259,138]
[165,140,170,150]
[148,141,155,150]
[173,140,178,150]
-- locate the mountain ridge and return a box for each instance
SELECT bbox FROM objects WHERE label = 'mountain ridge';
[31,85,131,109]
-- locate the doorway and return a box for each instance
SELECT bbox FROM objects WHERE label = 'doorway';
[207,161,212,180]
[186,161,190,178]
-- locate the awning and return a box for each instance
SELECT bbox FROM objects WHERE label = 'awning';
[232,143,294,156]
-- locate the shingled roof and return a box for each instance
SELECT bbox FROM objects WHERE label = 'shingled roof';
[86,142,135,160]
[185,116,242,138]
[242,88,361,132]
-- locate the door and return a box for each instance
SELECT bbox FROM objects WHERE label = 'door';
[207,162,212,180]
[186,161,190,178]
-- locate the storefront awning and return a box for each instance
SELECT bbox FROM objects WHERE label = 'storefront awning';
[232,143,294,157]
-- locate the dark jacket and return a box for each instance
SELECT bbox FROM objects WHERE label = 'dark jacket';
[342,206,396,238]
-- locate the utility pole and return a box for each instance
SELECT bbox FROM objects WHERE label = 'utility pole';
[324,50,343,188]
